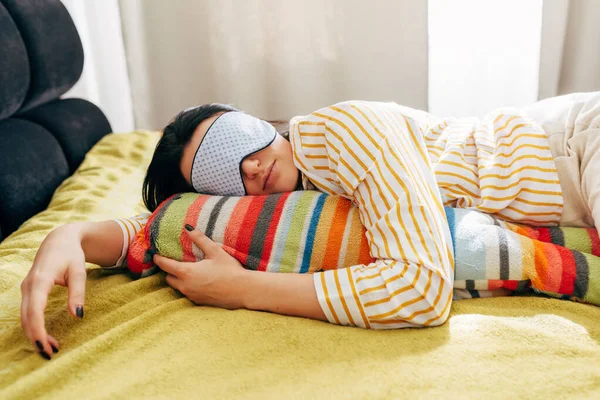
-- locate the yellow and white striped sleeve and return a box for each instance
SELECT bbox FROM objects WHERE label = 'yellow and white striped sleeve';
[291,101,455,329]
[112,213,150,267]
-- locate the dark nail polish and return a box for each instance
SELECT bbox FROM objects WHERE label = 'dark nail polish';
[40,351,51,360]
[35,340,43,351]
[76,305,84,318]
[51,344,59,353]
[185,224,194,232]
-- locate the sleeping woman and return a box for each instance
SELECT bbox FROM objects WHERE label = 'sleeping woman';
[21,92,600,360]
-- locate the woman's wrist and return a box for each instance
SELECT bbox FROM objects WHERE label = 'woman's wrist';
[49,223,85,246]
[239,270,327,321]
[50,221,124,267]
[238,269,259,310]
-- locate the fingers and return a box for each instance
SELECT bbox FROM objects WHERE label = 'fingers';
[20,282,31,340]
[67,266,87,320]
[185,226,221,258]
[21,264,83,360]
[24,273,54,358]
[47,334,60,353]
[165,273,181,292]
[153,254,184,278]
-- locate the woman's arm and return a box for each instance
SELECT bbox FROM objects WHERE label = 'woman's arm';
[242,271,327,321]
[291,101,455,329]
[154,228,327,321]
[21,219,132,359]
[78,220,126,266]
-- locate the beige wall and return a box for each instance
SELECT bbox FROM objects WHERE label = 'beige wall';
[119,0,428,130]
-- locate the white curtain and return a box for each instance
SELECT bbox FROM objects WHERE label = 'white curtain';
[428,0,544,118]
[118,0,429,130]
[61,0,134,133]
[428,0,600,118]
[61,0,600,131]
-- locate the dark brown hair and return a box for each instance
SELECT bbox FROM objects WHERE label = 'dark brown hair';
[142,104,239,211]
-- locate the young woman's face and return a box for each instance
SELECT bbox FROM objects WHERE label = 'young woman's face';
[180,113,300,195]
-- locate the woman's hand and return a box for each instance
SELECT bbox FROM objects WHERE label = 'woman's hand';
[154,225,327,322]
[20,225,87,360]
[20,220,124,360]
[153,225,250,309]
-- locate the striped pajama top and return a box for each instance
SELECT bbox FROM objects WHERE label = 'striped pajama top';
[114,100,563,329]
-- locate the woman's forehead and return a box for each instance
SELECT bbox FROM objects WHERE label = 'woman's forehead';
[180,113,224,185]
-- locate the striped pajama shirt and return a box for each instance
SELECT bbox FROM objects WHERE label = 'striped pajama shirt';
[115,100,563,329]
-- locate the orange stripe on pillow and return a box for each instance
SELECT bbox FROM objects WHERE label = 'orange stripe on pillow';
[321,198,352,270]
[222,196,253,259]
[532,241,549,289]
[342,206,374,267]
[539,242,562,293]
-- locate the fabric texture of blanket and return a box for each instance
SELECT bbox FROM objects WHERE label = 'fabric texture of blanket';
[126,192,600,307]
[1,131,599,399]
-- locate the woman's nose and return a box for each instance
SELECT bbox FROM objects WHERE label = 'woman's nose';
[241,158,260,179]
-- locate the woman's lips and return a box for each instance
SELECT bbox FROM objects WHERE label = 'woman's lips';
[264,160,276,191]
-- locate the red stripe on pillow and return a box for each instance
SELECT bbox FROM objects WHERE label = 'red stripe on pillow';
[182,195,211,262]
[557,246,577,295]
[587,228,600,257]
[234,196,268,265]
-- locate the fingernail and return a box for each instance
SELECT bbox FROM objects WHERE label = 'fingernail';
[185,224,194,232]
[51,344,59,353]
[76,305,84,319]
[35,340,43,351]
[40,351,51,360]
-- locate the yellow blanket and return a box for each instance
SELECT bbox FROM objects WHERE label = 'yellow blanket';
[1,131,599,399]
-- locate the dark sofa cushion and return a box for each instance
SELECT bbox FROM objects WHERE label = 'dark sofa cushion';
[0,2,29,120]
[1,0,84,113]
[19,99,112,172]
[0,0,112,240]
[0,118,70,236]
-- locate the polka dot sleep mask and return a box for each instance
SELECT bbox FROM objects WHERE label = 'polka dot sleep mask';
[190,111,277,196]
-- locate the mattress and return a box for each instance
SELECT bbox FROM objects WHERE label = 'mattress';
[0,131,599,399]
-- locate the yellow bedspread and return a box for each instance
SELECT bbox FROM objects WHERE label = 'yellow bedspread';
[1,131,599,399]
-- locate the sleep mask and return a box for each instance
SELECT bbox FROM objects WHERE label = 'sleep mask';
[190,111,277,196]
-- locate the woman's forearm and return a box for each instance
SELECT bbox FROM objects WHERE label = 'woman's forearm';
[55,221,124,267]
[241,271,328,322]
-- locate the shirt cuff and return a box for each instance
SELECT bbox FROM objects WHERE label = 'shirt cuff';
[313,268,370,328]
[112,214,150,268]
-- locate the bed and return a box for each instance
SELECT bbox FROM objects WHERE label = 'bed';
[1,1,600,399]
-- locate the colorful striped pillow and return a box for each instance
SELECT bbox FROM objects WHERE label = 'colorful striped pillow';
[125,191,600,307]
[126,191,373,278]
[446,208,600,305]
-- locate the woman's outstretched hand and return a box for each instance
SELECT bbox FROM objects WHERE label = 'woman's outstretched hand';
[20,225,87,360]
[153,225,249,309]
[20,220,125,361]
